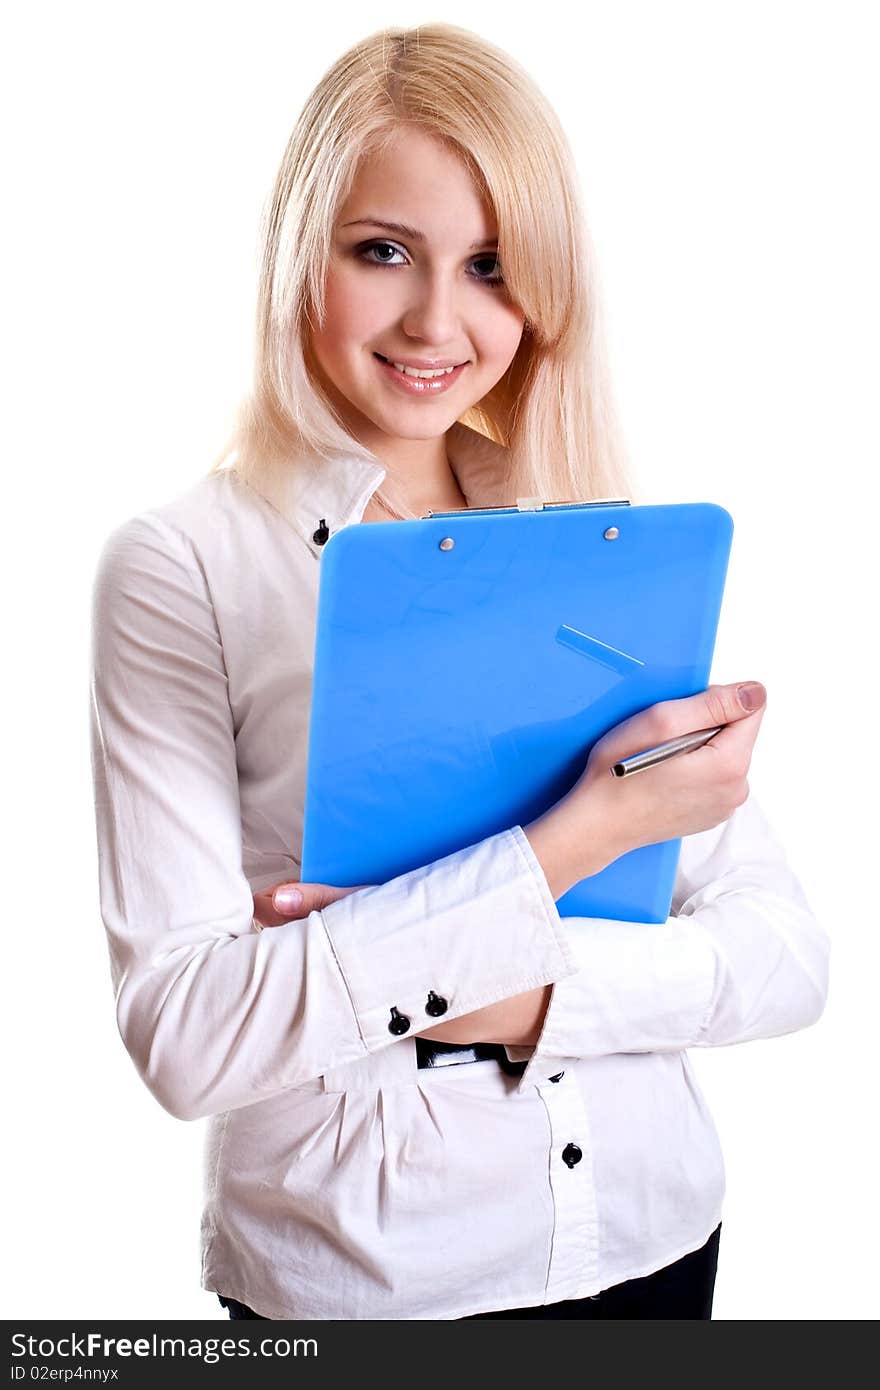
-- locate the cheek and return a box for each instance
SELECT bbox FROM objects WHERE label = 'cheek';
[481,301,526,368]
[319,267,387,354]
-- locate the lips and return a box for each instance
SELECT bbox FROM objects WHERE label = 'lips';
[373,352,468,395]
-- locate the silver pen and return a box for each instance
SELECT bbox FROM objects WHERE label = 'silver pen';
[610,725,726,778]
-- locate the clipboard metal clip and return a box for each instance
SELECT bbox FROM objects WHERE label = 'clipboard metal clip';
[424,497,631,519]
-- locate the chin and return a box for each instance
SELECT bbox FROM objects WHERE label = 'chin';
[366,405,461,440]
[386,421,458,443]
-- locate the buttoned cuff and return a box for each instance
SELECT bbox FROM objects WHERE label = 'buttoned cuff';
[318,825,577,1053]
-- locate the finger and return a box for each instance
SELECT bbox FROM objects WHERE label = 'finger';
[257,880,374,927]
[252,888,296,929]
[279,882,374,914]
[593,680,768,768]
[641,680,768,756]
[700,699,766,766]
[670,680,767,732]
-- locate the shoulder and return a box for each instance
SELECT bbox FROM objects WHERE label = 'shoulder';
[97,469,252,555]
[92,469,272,590]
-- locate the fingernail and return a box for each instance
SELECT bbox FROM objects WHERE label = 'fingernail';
[737,682,766,712]
[273,887,303,912]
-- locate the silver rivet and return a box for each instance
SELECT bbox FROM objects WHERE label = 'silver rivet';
[604,526,620,540]
[439,537,455,551]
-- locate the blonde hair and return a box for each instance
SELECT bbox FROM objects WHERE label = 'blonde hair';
[209,22,640,505]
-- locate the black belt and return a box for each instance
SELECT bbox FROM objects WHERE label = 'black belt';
[415,1037,528,1076]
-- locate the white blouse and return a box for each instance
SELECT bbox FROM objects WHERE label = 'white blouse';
[88,421,829,1320]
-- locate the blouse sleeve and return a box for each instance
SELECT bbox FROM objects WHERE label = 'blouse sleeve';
[89,514,576,1121]
[508,791,830,1092]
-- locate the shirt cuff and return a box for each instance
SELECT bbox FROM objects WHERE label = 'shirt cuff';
[511,914,718,1092]
[318,825,578,1053]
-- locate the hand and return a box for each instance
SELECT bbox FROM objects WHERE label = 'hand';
[253,880,551,1048]
[576,679,767,850]
[252,878,373,929]
[524,681,768,900]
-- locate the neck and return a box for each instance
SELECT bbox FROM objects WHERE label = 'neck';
[370,433,468,518]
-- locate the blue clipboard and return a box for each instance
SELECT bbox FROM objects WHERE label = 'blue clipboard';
[301,499,733,924]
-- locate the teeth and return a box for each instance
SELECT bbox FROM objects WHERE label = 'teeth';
[390,361,457,378]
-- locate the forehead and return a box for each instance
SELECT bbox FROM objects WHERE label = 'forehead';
[339,127,497,241]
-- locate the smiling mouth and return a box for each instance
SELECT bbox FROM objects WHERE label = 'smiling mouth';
[374,352,468,376]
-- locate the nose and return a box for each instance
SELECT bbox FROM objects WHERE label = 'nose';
[400,267,462,346]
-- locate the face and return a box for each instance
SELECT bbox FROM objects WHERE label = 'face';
[307,126,526,455]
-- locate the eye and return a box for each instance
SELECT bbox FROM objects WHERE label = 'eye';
[470,255,504,287]
[358,240,408,267]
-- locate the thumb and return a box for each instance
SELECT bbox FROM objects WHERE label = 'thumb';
[253,881,372,930]
[689,681,766,763]
[663,682,766,759]
[272,881,371,917]
[702,681,767,725]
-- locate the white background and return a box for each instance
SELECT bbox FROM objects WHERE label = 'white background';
[4,0,877,1320]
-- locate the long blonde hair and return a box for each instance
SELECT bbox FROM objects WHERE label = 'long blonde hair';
[209,22,640,505]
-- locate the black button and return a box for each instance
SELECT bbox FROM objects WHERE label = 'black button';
[425,991,448,1017]
[312,519,330,546]
[549,1072,564,1083]
[562,1142,582,1168]
[388,1006,411,1036]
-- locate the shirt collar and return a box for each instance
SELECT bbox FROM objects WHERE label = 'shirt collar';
[242,420,514,556]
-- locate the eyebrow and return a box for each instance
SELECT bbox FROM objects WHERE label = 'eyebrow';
[340,218,498,251]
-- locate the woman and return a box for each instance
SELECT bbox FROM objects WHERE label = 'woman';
[89,23,828,1320]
